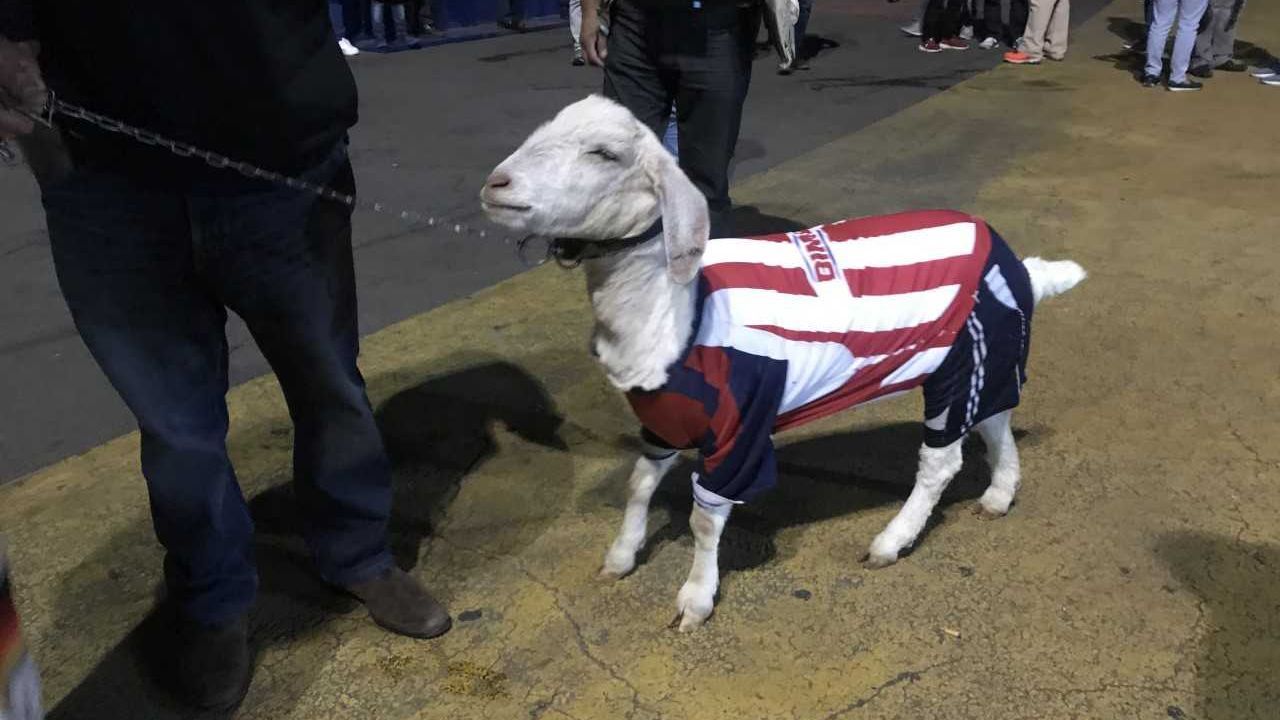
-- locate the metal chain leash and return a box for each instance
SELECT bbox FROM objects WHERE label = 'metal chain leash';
[2,91,522,246]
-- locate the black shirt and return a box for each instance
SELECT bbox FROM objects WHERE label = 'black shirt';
[1,1,357,180]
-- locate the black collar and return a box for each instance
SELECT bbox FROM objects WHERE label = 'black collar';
[519,219,664,268]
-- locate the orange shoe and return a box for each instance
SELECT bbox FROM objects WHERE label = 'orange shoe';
[1003,50,1042,65]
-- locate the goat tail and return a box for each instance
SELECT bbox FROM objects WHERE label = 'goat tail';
[1022,257,1086,306]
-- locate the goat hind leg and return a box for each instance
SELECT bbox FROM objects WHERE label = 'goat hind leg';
[599,447,678,579]
[865,438,965,568]
[974,410,1020,518]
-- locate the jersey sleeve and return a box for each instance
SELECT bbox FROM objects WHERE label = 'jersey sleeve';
[689,347,788,509]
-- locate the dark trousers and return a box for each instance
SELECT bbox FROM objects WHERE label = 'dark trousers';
[973,0,1028,43]
[603,0,757,238]
[1010,0,1029,42]
[923,0,967,41]
[41,145,394,626]
[329,0,350,37]
[974,0,999,38]
[796,0,814,56]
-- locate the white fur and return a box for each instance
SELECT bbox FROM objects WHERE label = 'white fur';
[1023,257,1087,305]
[482,95,1085,631]
[599,442,680,579]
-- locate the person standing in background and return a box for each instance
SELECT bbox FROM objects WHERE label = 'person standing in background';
[570,0,585,65]
[973,0,1026,48]
[1141,0,1210,90]
[371,0,420,49]
[791,0,815,70]
[580,0,759,239]
[919,0,971,53]
[1189,0,1248,77]
[330,0,361,56]
[1003,0,1069,64]
[500,0,528,31]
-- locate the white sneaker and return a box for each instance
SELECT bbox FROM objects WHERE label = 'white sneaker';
[900,20,923,38]
[978,36,999,50]
[959,25,974,40]
[338,37,360,57]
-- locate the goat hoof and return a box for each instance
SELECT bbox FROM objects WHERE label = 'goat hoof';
[673,584,715,631]
[973,503,1008,520]
[598,551,636,580]
[597,564,631,581]
[862,550,898,569]
[976,488,1014,518]
[670,608,712,632]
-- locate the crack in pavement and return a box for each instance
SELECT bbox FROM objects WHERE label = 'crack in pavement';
[518,563,662,720]
[820,659,958,719]
[1227,423,1270,468]
[1027,680,1195,699]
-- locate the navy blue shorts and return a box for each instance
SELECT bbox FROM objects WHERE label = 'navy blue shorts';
[922,230,1035,448]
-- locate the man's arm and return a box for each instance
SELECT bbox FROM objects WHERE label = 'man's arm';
[581,0,608,67]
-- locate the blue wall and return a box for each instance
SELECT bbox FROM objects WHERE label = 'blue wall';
[433,0,564,30]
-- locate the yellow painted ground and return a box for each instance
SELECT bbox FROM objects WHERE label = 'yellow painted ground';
[3,5,1279,719]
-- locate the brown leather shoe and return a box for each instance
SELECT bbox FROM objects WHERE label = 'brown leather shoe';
[345,568,452,639]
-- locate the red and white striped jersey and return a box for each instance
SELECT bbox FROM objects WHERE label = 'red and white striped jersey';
[627,210,1029,508]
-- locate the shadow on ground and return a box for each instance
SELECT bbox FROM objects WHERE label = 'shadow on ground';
[46,360,569,720]
[1157,532,1280,719]
[727,204,810,236]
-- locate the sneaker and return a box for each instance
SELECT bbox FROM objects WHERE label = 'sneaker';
[1140,73,1160,87]
[959,25,975,40]
[918,39,943,53]
[901,20,923,38]
[1123,40,1146,53]
[572,46,585,66]
[1188,65,1213,78]
[1261,75,1280,87]
[778,60,794,75]
[1003,50,1041,64]
[1167,79,1204,92]
[978,36,1000,50]
[338,37,360,57]
[1249,64,1279,78]
[940,37,970,51]
[1215,59,1247,73]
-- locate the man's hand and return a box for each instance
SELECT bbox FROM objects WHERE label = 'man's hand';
[581,0,608,67]
[0,38,45,140]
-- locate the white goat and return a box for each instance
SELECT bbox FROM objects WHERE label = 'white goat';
[481,95,1086,631]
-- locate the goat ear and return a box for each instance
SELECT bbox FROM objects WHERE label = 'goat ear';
[654,150,709,285]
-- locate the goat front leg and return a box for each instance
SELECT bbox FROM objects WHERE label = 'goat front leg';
[673,501,730,632]
[865,439,964,568]
[599,447,679,579]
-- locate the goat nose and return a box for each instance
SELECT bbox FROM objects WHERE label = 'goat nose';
[486,171,513,189]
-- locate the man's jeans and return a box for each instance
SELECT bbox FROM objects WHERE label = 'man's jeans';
[41,145,394,626]
[1147,0,1211,82]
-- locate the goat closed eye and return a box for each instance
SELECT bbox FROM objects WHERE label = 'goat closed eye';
[588,147,621,162]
